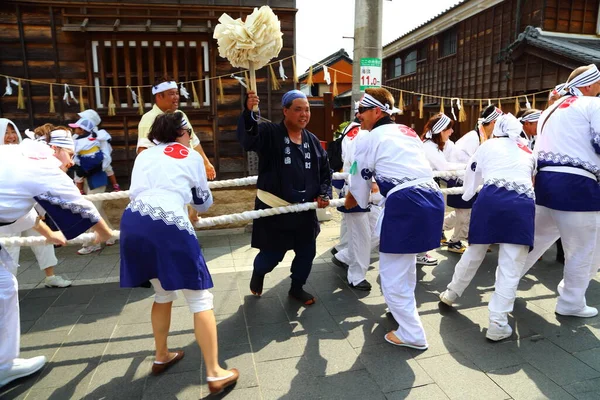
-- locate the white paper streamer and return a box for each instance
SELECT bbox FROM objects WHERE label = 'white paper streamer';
[450,98,459,120]
[231,74,247,88]
[127,85,138,106]
[323,65,331,85]
[179,82,190,100]
[524,95,531,109]
[3,78,18,96]
[279,60,287,80]
[63,84,71,105]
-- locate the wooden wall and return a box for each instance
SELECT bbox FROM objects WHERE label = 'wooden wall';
[383,0,581,137]
[0,1,297,185]
[543,0,599,34]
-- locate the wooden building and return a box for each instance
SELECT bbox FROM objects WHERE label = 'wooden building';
[0,0,298,183]
[297,48,353,143]
[383,0,600,137]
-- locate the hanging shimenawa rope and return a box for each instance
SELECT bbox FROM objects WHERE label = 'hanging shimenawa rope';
[49,84,55,113]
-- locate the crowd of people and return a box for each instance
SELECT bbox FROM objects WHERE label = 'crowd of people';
[1,63,599,391]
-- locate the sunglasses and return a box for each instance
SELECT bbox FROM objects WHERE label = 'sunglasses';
[357,106,375,114]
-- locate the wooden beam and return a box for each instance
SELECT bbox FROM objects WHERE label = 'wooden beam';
[16,4,35,127]
[148,42,156,86]
[49,5,64,121]
[98,41,107,107]
[124,41,132,108]
[196,44,204,106]
[111,40,120,106]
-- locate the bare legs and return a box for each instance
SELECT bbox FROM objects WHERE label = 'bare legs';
[150,300,231,377]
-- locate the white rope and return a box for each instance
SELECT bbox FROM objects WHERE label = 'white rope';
[1,183,480,247]
[82,170,466,202]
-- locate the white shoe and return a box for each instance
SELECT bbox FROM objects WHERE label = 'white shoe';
[77,244,102,255]
[0,356,46,387]
[439,289,458,306]
[416,253,438,266]
[486,322,513,341]
[556,306,598,318]
[106,238,116,246]
[45,275,72,288]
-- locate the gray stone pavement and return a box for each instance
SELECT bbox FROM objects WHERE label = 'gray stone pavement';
[2,215,600,399]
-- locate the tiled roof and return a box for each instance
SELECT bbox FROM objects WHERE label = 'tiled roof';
[298,48,352,80]
[505,26,600,64]
[383,0,467,48]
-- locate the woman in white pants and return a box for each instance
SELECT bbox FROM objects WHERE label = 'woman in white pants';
[0,131,112,388]
[0,120,71,288]
[439,114,536,341]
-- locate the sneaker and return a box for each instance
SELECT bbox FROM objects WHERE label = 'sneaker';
[0,356,46,387]
[556,305,598,318]
[250,272,265,296]
[77,244,102,255]
[439,289,458,306]
[44,275,72,288]
[416,253,438,266]
[106,238,117,246]
[289,286,316,305]
[331,256,349,270]
[112,184,121,192]
[446,241,466,254]
[486,322,513,341]
[348,279,372,291]
[440,234,448,246]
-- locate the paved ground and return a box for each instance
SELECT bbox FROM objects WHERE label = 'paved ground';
[2,215,600,399]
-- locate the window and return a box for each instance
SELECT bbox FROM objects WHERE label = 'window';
[394,57,402,78]
[91,39,211,110]
[440,28,457,57]
[404,50,417,75]
[417,45,427,62]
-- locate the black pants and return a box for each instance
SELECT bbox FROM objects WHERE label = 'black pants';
[253,240,317,286]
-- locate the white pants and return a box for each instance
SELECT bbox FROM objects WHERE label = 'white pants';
[150,279,214,314]
[443,208,471,242]
[83,185,112,246]
[336,207,381,285]
[521,206,600,313]
[335,214,348,253]
[447,243,528,326]
[379,252,427,345]
[0,229,58,271]
[0,261,19,372]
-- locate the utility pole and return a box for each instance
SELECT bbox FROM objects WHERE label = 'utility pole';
[352,0,383,105]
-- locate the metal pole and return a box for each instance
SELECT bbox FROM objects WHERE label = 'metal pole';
[352,0,383,105]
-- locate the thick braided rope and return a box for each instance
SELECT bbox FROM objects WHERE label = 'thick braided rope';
[82,170,466,202]
[0,183,480,247]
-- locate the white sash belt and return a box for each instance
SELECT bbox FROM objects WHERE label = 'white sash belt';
[539,166,597,182]
[256,189,291,208]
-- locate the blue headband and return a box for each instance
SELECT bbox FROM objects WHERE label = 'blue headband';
[282,90,307,107]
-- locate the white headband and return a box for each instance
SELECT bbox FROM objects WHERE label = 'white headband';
[565,65,600,95]
[42,129,74,151]
[425,114,452,139]
[519,111,541,123]
[493,114,522,142]
[481,107,503,124]
[152,81,178,95]
[359,93,394,115]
